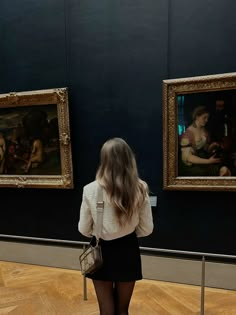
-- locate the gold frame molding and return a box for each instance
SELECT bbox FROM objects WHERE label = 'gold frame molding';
[0,87,73,189]
[163,72,236,191]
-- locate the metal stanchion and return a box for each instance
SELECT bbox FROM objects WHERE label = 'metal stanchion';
[200,256,205,315]
[82,244,88,301]
[83,274,87,301]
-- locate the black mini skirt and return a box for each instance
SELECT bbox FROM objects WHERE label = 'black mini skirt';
[86,231,142,282]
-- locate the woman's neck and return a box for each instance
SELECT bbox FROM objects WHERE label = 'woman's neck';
[192,121,203,130]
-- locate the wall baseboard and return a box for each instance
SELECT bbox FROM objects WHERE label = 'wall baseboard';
[0,240,235,290]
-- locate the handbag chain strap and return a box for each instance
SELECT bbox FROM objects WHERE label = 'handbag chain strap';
[95,185,104,241]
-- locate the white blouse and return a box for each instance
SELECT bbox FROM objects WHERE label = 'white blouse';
[78,180,154,240]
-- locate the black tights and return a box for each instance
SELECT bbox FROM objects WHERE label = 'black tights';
[92,279,135,315]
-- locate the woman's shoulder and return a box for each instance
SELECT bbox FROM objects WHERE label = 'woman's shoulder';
[182,126,194,135]
[83,180,103,202]
[83,180,99,192]
[180,127,194,143]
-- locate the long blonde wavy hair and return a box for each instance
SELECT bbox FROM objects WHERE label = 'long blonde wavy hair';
[96,138,148,225]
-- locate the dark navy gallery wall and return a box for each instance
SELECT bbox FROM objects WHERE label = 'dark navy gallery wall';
[67,0,168,246]
[0,0,76,240]
[1,0,67,91]
[158,0,236,255]
[168,0,236,77]
[0,4,6,93]
[0,0,236,256]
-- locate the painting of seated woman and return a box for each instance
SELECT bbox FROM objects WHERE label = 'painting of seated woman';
[178,105,232,177]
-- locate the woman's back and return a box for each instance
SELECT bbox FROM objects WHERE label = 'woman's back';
[79,180,153,240]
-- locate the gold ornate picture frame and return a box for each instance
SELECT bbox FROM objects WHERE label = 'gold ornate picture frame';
[163,72,236,191]
[0,87,73,189]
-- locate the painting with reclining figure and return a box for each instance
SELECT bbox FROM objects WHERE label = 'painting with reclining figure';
[0,88,73,189]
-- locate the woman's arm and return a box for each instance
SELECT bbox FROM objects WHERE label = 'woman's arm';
[135,196,154,237]
[78,187,93,237]
[186,153,221,165]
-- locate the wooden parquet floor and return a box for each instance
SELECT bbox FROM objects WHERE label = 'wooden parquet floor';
[0,260,236,315]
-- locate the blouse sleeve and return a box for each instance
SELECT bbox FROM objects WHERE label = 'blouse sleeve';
[135,196,154,237]
[78,187,93,237]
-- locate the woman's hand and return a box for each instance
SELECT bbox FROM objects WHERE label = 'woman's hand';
[208,154,221,164]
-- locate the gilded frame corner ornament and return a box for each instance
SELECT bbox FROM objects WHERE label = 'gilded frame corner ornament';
[0,87,73,189]
[163,72,236,191]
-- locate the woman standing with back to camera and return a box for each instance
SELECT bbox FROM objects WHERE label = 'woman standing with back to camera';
[79,137,154,315]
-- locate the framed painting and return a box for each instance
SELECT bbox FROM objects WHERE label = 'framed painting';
[0,87,73,189]
[163,72,236,191]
